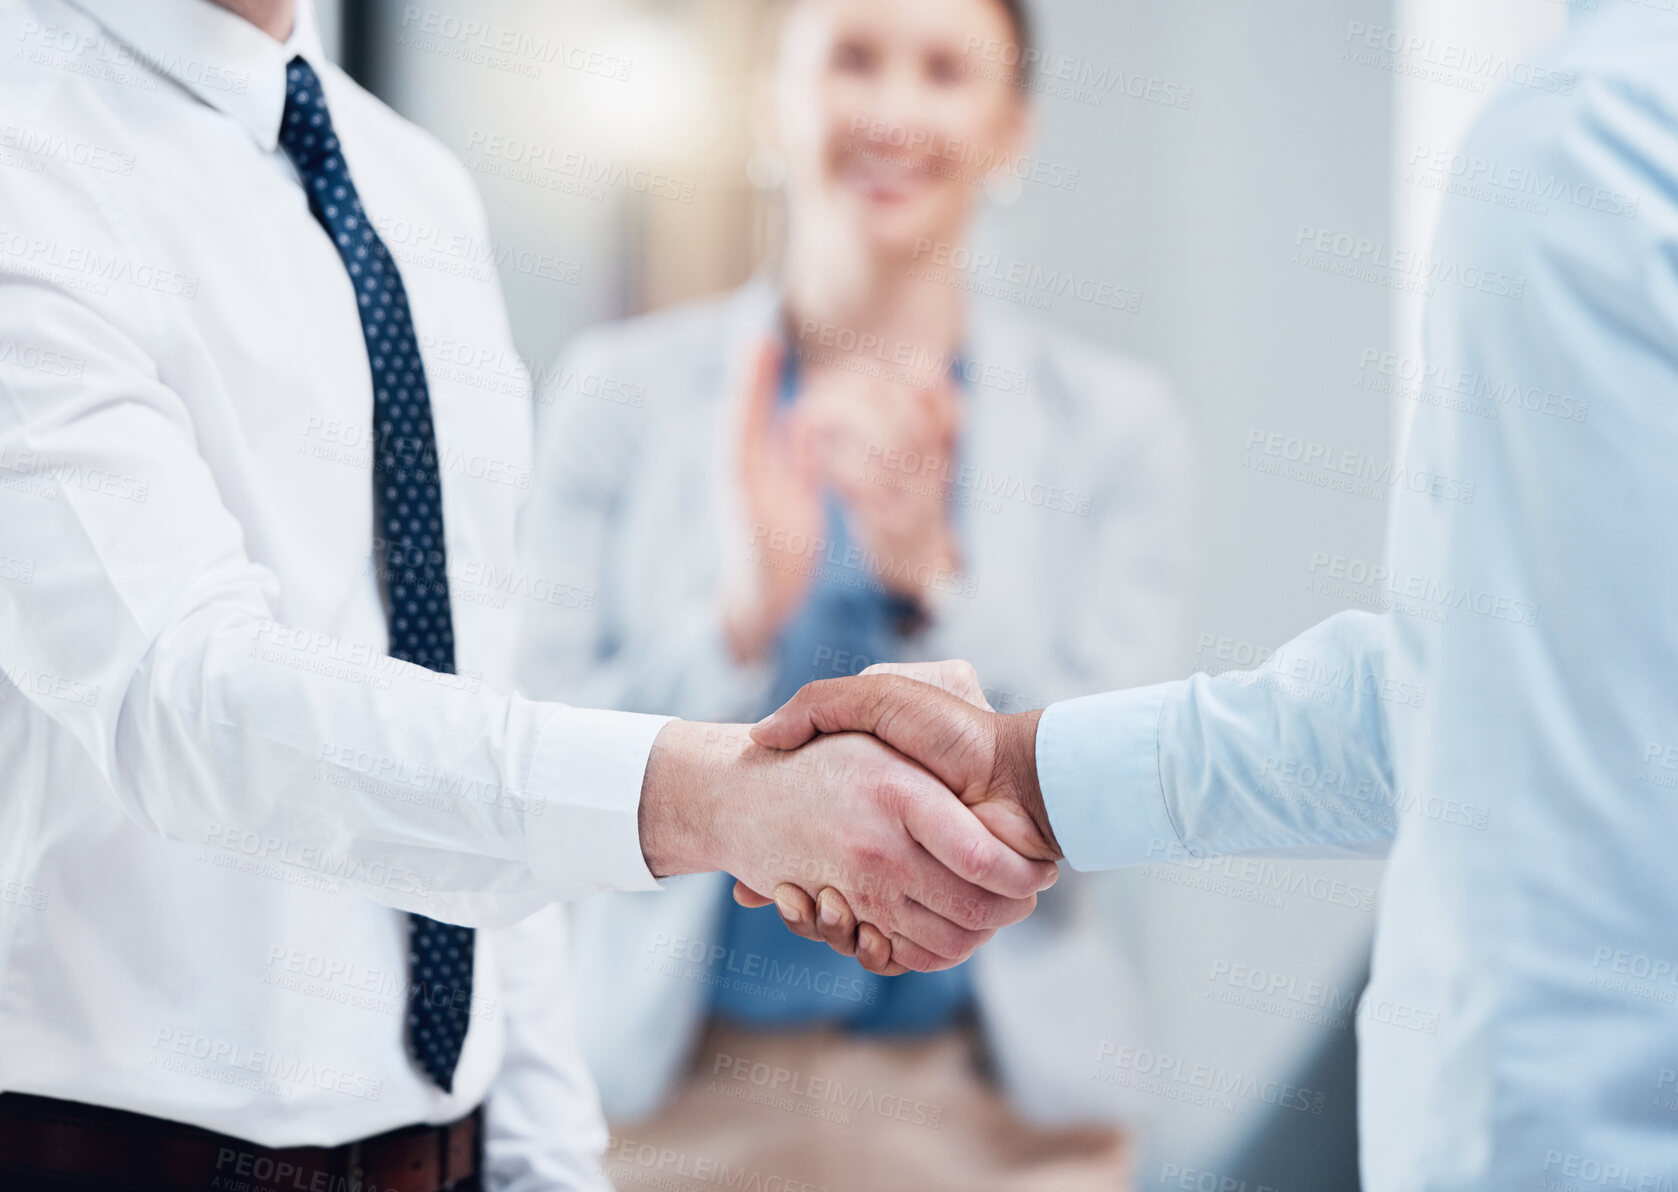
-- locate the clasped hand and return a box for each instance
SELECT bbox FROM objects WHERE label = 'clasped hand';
[738,661,1062,976]
[640,661,1061,974]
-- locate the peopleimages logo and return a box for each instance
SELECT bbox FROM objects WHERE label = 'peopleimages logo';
[398,7,633,80]
[1243,427,1477,505]
[1540,1150,1674,1191]
[1305,551,1540,627]
[911,238,1143,313]
[1293,224,1525,300]
[1355,347,1591,424]
[1092,1041,1327,1115]
[151,1028,383,1102]
[1158,1164,1287,1192]
[647,931,876,1006]
[1340,22,1576,96]
[466,130,697,203]
[0,121,135,175]
[961,37,1195,110]
[1405,144,1640,220]
[848,117,1081,191]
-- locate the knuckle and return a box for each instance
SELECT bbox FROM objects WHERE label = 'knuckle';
[920,875,988,931]
[895,941,939,974]
[870,771,913,816]
[966,893,1007,931]
[994,892,1037,927]
[960,835,997,887]
[942,924,990,963]
[847,839,894,880]
[843,865,891,920]
[933,887,988,931]
[966,890,1032,932]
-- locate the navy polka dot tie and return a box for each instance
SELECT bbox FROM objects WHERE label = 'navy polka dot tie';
[278,56,474,1094]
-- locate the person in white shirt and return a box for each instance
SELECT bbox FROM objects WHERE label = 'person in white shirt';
[516,1,1194,1188]
[0,1,1058,1188]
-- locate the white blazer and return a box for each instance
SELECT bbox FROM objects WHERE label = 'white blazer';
[517,281,1196,1126]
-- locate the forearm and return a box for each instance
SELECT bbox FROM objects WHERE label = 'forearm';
[112,605,670,921]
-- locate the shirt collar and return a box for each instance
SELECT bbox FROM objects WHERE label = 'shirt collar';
[62,0,326,153]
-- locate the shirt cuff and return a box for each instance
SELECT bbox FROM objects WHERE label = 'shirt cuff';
[525,704,674,898]
[1036,682,1184,871]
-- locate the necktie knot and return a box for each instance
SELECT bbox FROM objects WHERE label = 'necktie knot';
[279,56,342,177]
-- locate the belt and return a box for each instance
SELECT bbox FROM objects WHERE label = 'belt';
[0,1092,479,1192]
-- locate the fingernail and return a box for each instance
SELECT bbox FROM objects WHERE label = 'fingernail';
[774,889,804,925]
[818,894,840,927]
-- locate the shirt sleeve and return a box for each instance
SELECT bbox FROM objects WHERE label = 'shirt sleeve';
[1038,610,1400,870]
[482,905,615,1192]
[0,188,665,928]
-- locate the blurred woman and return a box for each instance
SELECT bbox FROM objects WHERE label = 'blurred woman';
[518,0,1193,1187]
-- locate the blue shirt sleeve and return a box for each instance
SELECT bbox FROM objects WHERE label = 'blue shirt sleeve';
[1039,611,1399,869]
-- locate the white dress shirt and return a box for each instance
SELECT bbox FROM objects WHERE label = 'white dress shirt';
[0,0,666,1176]
[1040,3,1678,1187]
[517,282,1196,1126]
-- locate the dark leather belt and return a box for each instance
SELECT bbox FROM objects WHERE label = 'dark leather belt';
[0,1092,480,1192]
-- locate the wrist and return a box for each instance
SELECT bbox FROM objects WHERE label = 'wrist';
[992,708,1060,859]
[639,720,747,877]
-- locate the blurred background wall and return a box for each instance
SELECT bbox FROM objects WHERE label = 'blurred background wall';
[325,0,1568,1184]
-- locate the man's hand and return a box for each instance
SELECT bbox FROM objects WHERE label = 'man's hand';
[637,718,1058,973]
[743,661,1061,974]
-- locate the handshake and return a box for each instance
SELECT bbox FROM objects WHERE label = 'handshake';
[638,662,1062,977]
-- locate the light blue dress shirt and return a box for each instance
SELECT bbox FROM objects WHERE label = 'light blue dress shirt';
[1040,5,1678,1189]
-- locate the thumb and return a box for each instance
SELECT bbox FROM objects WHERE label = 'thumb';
[749,675,890,751]
[860,660,992,712]
[750,674,994,797]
